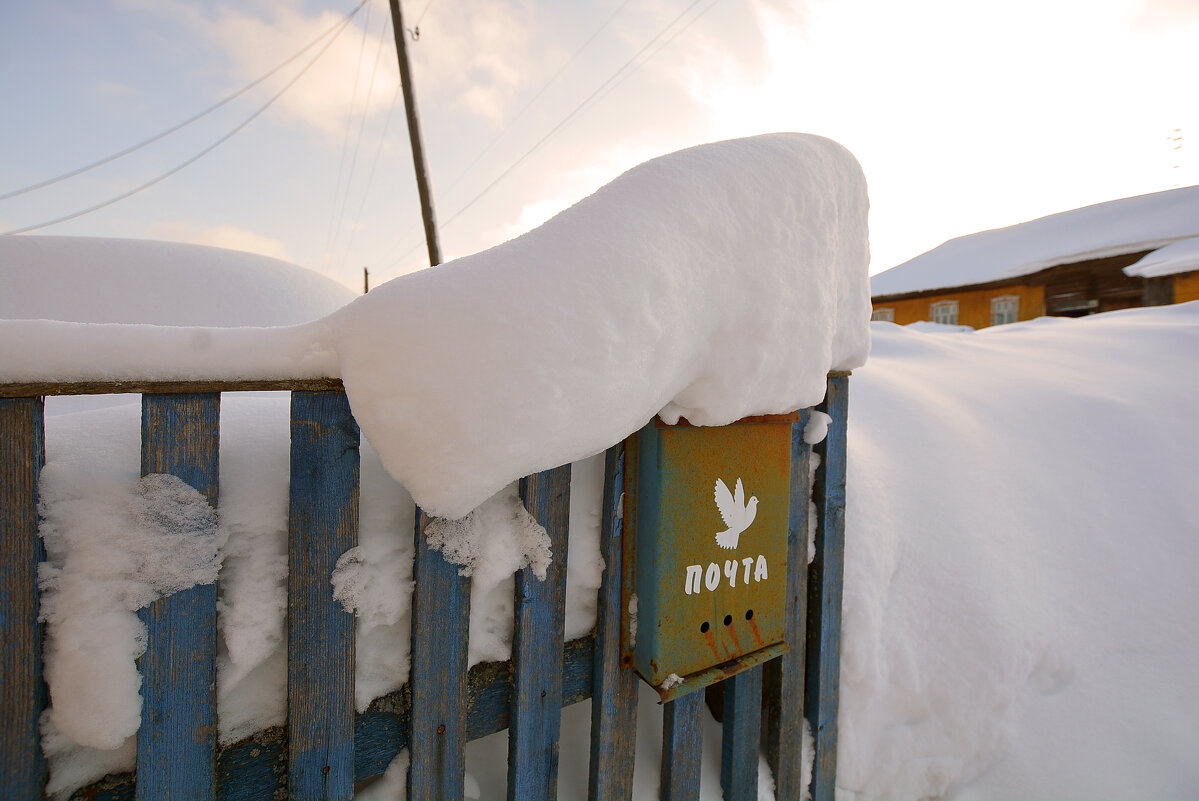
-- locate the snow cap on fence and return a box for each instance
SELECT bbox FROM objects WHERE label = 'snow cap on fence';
[329,133,871,519]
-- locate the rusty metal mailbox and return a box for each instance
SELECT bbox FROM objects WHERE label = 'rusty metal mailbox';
[622,413,797,701]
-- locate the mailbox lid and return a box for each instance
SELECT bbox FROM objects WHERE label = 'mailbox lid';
[624,414,794,689]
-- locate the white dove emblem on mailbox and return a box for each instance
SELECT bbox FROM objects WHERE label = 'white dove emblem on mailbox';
[714,477,758,549]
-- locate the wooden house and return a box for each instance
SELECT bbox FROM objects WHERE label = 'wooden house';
[870,186,1199,329]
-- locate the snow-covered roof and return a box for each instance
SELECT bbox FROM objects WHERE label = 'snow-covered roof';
[1123,235,1199,278]
[0,235,356,326]
[871,185,1199,298]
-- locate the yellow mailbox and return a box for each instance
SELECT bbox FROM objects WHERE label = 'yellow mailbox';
[622,413,797,701]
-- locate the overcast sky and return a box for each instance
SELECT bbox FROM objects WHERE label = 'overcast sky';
[2,0,1197,292]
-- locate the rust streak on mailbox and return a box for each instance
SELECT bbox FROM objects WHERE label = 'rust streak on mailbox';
[702,628,719,660]
[726,621,742,655]
[747,617,763,649]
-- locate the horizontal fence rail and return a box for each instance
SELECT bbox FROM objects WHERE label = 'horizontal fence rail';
[0,375,849,801]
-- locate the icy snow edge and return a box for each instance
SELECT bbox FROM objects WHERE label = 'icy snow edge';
[1124,235,1199,278]
[0,134,870,519]
[327,133,870,517]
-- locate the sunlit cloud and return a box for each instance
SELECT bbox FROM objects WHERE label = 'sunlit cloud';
[206,0,401,138]
[410,0,542,124]
[1134,0,1199,30]
[122,0,402,138]
[179,0,552,137]
[496,140,665,243]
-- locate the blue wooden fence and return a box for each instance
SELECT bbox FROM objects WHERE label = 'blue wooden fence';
[0,374,849,801]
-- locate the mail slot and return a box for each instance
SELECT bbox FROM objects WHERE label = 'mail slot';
[622,413,797,700]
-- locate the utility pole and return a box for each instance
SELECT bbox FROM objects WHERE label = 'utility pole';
[388,0,442,267]
[363,266,370,293]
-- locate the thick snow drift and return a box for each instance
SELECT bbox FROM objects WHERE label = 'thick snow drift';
[0,235,355,326]
[329,133,870,517]
[871,184,1199,297]
[841,304,1199,800]
[2,134,872,518]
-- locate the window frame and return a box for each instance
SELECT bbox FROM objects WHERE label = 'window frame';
[990,295,1019,326]
[930,299,959,326]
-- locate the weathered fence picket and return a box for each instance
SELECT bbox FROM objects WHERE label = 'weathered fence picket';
[806,375,850,801]
[137,393,220,801]
[409,507,471,801]
[660,690,705,801]
[0,397,47,800]
[721,666,763,801]
[288,390,359,801]
[509,465,572,801]
[0,373,850,801]
[763,411,813,799]
[587,443,638,801]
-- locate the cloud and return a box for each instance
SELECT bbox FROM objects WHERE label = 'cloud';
[1135,0,1199,30]
[498,140,666,240]
[123,0,402,138]
[205,0,401,138]
[146,221,293,261]
[409,0,541,124]
[140,0,550,136]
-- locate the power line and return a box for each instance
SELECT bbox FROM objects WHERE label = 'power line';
[577,0,722,122]
[331,10,393,271]
[0,6,361,237]
[338,84,403,271]
[439,0,711,231]
[0,0,369,203]
[322,0,376,267]
[441,0,635,196]
[414,0,439,27]
[383,0,709,272]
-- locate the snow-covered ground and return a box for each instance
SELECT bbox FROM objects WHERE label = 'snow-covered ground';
[3,135,1198,800]
[843,306,1199,800]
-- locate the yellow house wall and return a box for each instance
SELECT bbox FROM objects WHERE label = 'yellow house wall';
[1174,272,1199,303]
[873,284,1045,329]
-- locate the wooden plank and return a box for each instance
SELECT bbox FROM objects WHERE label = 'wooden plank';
[587,444,638,801]
[288,391,360,801]
[77,635,600,800]
[0,397,47,799]
[137,393,221,801]
[357,635,597,782]
[354,702,409,784]
[408,509,471,801]
[70,776,134,801]
[763,411,812,799]
[508,464,572,801]
[1,378,343,398]
[217,729,286,801]
[720,667,762,801]
[805,376,849,801]
[468,637,595,742]
[660,691,704,801]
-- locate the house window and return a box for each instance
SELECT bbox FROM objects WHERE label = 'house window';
[990,295,1019,326]
[871,307,895,322]
[930,300,959,325]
